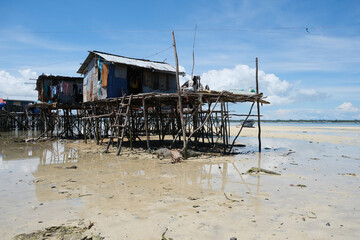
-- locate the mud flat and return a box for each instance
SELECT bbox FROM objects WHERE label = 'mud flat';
[1,124,359,239]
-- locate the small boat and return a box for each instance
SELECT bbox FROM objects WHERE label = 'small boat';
[242,119,255,128]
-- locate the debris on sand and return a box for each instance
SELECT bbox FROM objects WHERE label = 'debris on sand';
[307,211,317,219]
[224,193,241,202]
[14,225,104,240]
[187,196,199,201]
[246,167,281,175]
[170,150,183,163]
[181,149,200,158]
[54,165,78,170]
[290,184,307,188]
[155,148,172,159]
[161,227,173,240]
[155,148,200,160]
[339,173,356,177]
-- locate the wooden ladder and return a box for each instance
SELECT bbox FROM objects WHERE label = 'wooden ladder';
[105,94,133,155]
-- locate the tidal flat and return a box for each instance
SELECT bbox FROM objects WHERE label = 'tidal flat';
[1,124,359,239]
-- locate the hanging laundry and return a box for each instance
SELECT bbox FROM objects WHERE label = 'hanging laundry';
[63,82,69,96]
[97,80,102,97]
[60,82,64,93]
[97,59,103,82]
[102,63,109,87]
[70,84,77,97]
[44,84,49,97]
[51,86,57,96]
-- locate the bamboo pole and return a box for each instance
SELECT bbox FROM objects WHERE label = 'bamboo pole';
[256,57,262,153]
[172,30,187,159]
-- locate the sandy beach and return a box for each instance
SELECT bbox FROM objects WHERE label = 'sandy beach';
[1,124,359,239]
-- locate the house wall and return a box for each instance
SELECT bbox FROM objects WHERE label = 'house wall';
[107,63,128,98]
[142,70,177,93]
[83,59,101,102]
[83,58,177,102]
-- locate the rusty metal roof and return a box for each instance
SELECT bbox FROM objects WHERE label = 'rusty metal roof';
[77,51,183,75]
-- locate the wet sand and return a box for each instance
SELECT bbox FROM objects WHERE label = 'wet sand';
[1,125,360,239]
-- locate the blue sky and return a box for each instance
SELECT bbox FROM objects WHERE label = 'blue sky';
[0,0,359,119]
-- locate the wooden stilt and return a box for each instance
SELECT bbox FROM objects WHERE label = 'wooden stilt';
[142,97,150,150]
[256,57,262,153]
[172,30,187,159]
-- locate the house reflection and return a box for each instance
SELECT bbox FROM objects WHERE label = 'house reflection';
[1,140,78,165]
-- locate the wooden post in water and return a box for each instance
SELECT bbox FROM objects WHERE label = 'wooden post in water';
[172,30,187,159]
[256,57,262,153]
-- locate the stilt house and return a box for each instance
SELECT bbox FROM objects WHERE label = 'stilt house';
[35,74,83,104]
[77,51,183,102]
[0,98,34,112]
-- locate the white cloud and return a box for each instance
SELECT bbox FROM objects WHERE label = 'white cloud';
[336,102,359,112]
[0,69,38,100]
[200,64,325,106]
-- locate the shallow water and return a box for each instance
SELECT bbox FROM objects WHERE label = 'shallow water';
[1,127,359,239]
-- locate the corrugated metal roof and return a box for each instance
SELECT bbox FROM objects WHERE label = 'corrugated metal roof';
[77,51,183,75]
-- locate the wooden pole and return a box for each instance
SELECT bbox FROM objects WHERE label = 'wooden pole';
[172,30,187,159]
[142,97,150,150]
[83,109,87,144]
[221,101,226,154]
[256,57,262,153]
[95,107,100,145]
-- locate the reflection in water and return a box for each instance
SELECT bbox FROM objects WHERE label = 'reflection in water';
[0,137,78,166]
[0,131,291,230]
[39,142,78,165]
[257,152,262,195]
[0,131,288,210]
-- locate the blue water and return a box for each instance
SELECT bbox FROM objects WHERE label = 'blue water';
[230,121,360,128]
